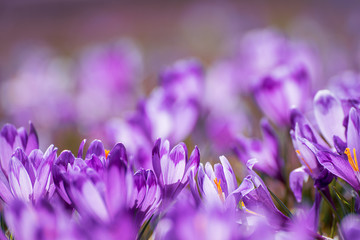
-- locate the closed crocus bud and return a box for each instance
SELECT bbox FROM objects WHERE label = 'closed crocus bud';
[254,63,311,126]
[152,138,200,201]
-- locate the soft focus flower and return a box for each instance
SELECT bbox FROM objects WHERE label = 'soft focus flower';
[235,119,284,181]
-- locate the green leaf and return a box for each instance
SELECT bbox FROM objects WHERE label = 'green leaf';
[267,187,293,218]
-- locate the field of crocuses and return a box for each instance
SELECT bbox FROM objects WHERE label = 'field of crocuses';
[1,1,360,239]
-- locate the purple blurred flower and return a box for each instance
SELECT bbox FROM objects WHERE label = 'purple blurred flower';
[0,47,75,147]
[234,119,284,181]
[5,199,79,240]
[154,194,241,240]
[107,59,203,169]
[152,138,200,202]
[329,71,360,100]
[253,63,311,126]
[75,39,143,127]
[340,214,360,240]
[235,28,319,92]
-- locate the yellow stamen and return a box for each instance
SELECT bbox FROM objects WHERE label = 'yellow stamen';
[105,149,110,159]
[345,148,359,172]
[213,178,223,197]
[296,150,313,173]
[241,201,263,217]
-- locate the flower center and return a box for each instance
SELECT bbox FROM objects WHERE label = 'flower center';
[296,150,313,173]
[344,148,359,172]
[105,149,110,159]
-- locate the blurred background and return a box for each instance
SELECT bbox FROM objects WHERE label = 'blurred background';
[0,0,359,154]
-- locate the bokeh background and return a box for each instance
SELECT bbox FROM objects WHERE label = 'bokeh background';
[0,0,359,154]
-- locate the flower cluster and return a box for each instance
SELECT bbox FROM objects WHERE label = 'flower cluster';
[1,27,360,240]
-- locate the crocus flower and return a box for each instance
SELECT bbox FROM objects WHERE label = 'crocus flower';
[241,159,289,228]
[152,138,200,202]
[55,140,161,227]
[234,28,319,94]
[289,109,333,201]
[75,39,143,127]
[234,118,284,181]
[0,123,57,203]
[0,123,39,177]
[107,59,203,170]
[191,155,253,210]
[253,63,311,126]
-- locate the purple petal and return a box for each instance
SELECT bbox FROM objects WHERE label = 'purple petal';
[305,139,360,191]
[314,90,345,145]
[56,150,75,167]
[0,170,13,203]
[181,146,200,185]
[163,144,186,184]
[107,143,128,168]
[33,145,56,201]
[341,214,360,240]
[85,140,105,160]
[347,107,360,153]
[28,149,44,170]
[77,139,87,158]
[219,156,237,195]
[25,122,39,155]
[16,127,28,149]
[1,124,18,146]
[13,148,36,185]
[152,138,162,180]
[9,156,33,201]
[289,166,309,203]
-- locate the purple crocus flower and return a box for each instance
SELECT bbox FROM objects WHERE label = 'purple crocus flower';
[55,140,161,227]
[75,40,143,127]
[241,159,289,228]
[107,59,203,170]
[0,123,57,203]
[152,138,200,202]
[234,28,319,94]
[253,63,311,126]
[0,123,39,177]
[191,155,253,210]
[289,109,333,201]
[234,118,284,181]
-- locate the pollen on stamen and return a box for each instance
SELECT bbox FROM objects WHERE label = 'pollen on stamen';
[213,178,222,196]
[344,148,359,172]
[296,150,313,173]
[105,149,110,159]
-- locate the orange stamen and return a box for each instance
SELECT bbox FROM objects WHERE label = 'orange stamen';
[296,150,313,173]
[345,148,359,172]
[105,149,110,159]
[213,178,222,196]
